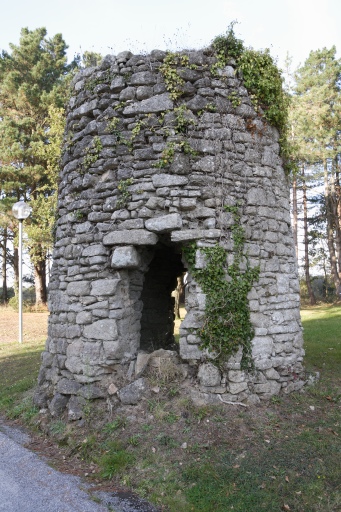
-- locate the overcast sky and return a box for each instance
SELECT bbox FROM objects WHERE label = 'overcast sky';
[0,0,340,72]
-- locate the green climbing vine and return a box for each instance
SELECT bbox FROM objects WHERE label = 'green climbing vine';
[159,52,191,100]
[81,136,103,173]
[116,178,134,209]
[154,140,197,168]
[183,205,259,370]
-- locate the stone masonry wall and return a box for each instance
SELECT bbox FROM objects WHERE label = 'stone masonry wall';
[34,48,305,418]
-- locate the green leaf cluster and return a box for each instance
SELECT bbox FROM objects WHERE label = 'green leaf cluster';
[211,23,289,137]
[116,178,134,209]
[159,52,190,100]
[82,136,103,171]
[184,206,259,369]
[154,140,197,169]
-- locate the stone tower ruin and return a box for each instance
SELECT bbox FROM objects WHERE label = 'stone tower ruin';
[34,47,305,418]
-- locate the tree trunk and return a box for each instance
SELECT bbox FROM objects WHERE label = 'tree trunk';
[324,159,341,295]
[34,259,47,306]
[292,174,299,261]
[334,162,341,275]
[1,228,8,303]
[302,169,316,305]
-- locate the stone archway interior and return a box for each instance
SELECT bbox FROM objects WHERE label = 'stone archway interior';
[139,243,186,352]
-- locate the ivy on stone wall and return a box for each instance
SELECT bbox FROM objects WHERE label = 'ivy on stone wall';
[211,23,290,168]
[183,205,259,370]
[211,23,289,134]
[80,136,103,174]
[159,52,191,100]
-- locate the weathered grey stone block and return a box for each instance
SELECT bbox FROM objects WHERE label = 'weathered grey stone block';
[48,393,69,416]
[78,384,106,399]
[130,71,157,85]
[118,378,147,404]
[180,310,204,331]
[102,340,121,359]
[228,370,246,383]
[254,358,273,370]
[198,363,221,387]
[56,378,82,395]
[171,229,221,242]
[135,352,151,377]
[251,337,274,357]
[91,279,121,296]
[83,319,118,340]
[228,381,248,394]
[111,245,140,269]
[68,395,87,421]
[103,229,158,246]
[82,244,107,257]
[65,356,82,375]
[145,213,182,233]
[73,99,98,118]
[152,174,188,188]
[110,76,125,91]
[179,339,202,360]
[66,281,90,296]
[123,93,173,115]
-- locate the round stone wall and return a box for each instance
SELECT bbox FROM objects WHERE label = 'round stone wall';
[34,48,305,417]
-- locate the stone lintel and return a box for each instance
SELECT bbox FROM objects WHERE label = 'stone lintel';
[171,229,221,242]
[103,229,158,246]
[145,213,182,233]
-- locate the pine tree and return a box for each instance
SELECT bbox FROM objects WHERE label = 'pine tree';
[290,47,341,297]
[0,28,77,305]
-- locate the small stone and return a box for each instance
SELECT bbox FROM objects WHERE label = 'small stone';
[78,384,106,399]
[118,378,147,405]
[48,393,69,417]
[108,383,118,395]
[135,352,151,376]
[68,395,86,421]
[198,363,221,387]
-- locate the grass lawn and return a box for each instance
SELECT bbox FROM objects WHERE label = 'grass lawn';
[0,305,340,511]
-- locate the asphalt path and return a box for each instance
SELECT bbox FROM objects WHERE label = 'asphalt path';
[0,422,158,512]
[0,426,108,512]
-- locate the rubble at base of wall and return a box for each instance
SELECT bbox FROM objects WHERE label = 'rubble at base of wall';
[35,348,308,419]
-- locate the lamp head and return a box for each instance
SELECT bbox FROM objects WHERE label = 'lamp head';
[12,201,31,220]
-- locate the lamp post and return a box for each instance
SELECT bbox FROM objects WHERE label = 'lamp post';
[12,201,31,343]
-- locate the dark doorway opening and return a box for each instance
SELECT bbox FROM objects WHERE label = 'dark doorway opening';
[140,243,186,352]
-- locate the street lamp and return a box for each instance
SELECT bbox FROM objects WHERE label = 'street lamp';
[12,201,31,343]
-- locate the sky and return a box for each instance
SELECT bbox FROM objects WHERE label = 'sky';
[0,0,340,73]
